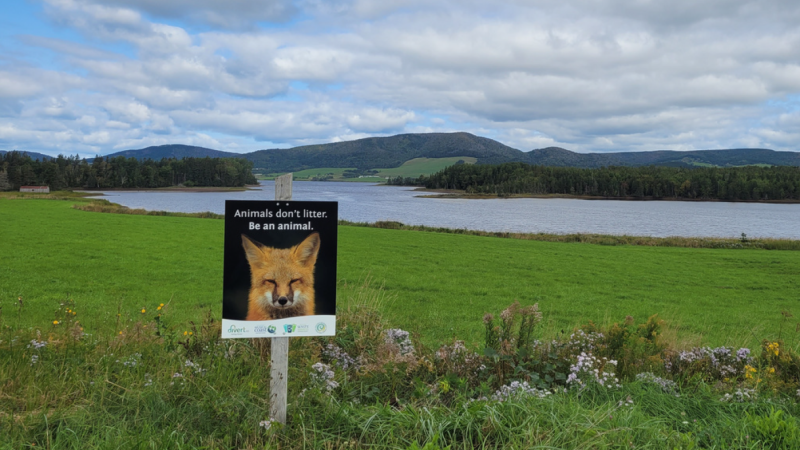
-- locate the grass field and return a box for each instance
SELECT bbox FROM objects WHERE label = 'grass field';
[374,157,477,178]
[4,195,800,449]
[258,156,477,182]
[1,196,799,349]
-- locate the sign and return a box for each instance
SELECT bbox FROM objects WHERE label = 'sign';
[222,200,337,338]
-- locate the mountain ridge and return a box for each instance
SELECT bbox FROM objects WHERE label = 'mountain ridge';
[6,133,800,171]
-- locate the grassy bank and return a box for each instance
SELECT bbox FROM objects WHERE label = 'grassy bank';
[2,196,800,348]
[3,289,800,449]
[342,219,800,250]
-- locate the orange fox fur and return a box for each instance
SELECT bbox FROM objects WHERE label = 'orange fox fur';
[241,232,320,321]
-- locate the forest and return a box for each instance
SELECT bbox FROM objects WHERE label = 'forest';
[389,162,800,201]
[0,152,257,190]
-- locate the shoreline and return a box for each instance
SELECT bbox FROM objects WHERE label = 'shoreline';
[77,185,261,193]
[412,188,800,204]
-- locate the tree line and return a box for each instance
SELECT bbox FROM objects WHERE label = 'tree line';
[388,163,800,201]
[0,152,257,191]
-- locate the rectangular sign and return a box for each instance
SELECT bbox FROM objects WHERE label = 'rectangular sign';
[222,200,337,338]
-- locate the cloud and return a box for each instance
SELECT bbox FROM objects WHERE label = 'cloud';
[2,0,800,156]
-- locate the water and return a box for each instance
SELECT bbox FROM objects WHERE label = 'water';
[86,181,800,239]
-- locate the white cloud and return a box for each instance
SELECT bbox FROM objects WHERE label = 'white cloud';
[2,0,799,156]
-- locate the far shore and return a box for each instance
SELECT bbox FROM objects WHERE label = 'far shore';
[413,188,800,204]
[76,185,262,193]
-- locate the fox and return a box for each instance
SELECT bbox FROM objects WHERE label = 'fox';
[241,232,320,321]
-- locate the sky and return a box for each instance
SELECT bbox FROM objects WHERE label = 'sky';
[1,0,800,158]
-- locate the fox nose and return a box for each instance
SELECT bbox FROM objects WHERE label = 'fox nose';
[277,297,289,306]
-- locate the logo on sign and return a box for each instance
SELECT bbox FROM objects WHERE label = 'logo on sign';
[228,325,247,334]
[315,322,327,333]
[267,325,277,334]
[254,325,267,334]
[284,324,296,333]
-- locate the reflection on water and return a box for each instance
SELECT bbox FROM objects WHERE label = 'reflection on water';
[87,181,800,239]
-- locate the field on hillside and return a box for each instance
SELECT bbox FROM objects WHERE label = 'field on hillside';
[374,157,477,178]
[258,156,478,182]
[1,196,799,349]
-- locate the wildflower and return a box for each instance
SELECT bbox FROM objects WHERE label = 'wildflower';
[141,308,146,314]
[259,419,276,430]
[384,328,414,355]
[310,362,339,392]
[157,306,162,311]
[172,373,183,378]
[52,320,59,325]
[636,372,679,396]
[189,331,193,336]
[28,339,47,349]
[322,343,359,370]
[160,303,164,307]
[720,388,757,403]
[491,380,551,401]
[617,396,634,407]
[184,331,188,336]
[768,367,775,374]
[30,355,39,365]
[119,331,123,335]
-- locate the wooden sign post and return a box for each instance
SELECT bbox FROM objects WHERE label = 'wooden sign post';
[222,173,336,425]
[270,173,292,424]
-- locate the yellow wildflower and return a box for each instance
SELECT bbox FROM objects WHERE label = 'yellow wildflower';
[53,320,59,325]
[157,306,162,311]
[768,367,775,374]
[184,331,188,336]
[159,303,164,307]
[141,308,146,314]
[189,331,193,336]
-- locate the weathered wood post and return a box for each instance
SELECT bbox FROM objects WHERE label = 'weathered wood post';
[271,173,292,424]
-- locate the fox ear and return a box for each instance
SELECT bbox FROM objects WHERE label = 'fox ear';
[241,234,268,265]
[292,232,320,267]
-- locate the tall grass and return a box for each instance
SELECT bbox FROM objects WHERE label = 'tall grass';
[4,287,800,449]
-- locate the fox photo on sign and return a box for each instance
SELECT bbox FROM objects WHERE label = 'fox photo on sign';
[222,200,337,338]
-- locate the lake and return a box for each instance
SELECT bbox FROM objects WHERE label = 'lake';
[87,181,800,239]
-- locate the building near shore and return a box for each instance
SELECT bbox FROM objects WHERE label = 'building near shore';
[20,186,50,193]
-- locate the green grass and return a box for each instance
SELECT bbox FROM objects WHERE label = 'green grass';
[4,196,800,449]
[374,157,477,178]
[258,157,477,181]
[2,197,800,350]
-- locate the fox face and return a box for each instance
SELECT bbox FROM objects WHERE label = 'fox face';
[241,232,320,320]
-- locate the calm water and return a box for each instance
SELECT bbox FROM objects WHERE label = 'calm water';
[87,181,800,239]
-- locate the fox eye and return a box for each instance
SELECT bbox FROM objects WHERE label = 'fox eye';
[263,279,276,285]
[290,278,301,284]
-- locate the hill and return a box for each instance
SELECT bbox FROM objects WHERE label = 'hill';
[524,147,800,168]
[7,134,800,173]
[608,148,800,167]
[0,150,52,161]
[244,132,525,172]
[103,144,242,160]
